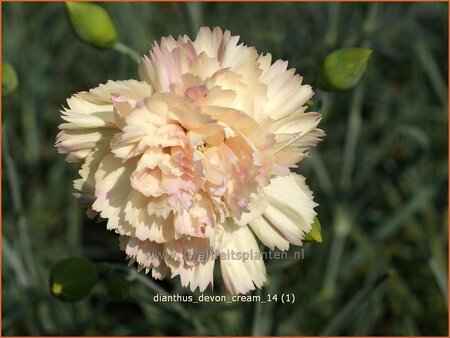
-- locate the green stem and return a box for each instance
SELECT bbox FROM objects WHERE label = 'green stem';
[339,83,365,189]
[114,42,140,64]
[128,268,171,296]
[340,3,379,189]
[324,3,340,48]
[97,262,208,334]
[251,288,264,335]
[181,2,203,37]
[309,149,335,195]
[322,206,351,297]
[254,275,280,335]
[130,269,208,334]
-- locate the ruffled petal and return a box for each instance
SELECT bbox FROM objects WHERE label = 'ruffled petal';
[220,222,266,294]
[193,26,231,60]
[73,146,109,217]
[119,235,168,275]
[56,80,151,162]
[92,154,136,235]
[250,173,317,249]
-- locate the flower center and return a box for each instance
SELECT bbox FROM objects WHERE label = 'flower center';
[196,143,206,152]
[185,85,208,106]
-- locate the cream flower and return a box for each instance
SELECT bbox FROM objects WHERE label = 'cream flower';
[56,27,324,295]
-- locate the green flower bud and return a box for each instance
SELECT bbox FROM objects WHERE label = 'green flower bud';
[49,257,98,302]
[65,2,117,49]
[318,48,372,91]
[2,62,18,96]
[304,217,323,243]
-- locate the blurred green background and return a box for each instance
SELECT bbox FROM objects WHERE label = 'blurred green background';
[2,2,448,336]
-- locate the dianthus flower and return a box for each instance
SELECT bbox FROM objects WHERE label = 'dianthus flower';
[56,27,324,294]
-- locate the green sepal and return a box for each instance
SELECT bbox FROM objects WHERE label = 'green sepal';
[304,217,323,243]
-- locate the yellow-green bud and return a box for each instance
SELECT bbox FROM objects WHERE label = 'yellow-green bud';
[65,2,117,49]
[318,48,372,91]
[2,62,19,96]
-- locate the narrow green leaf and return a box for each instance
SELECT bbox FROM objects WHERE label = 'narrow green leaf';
[49,257,98,302]
[2,63,19,96]
[65,2,117,49]
[321,273,389,335]
[318,48,372,91]
[303,217,323,243]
